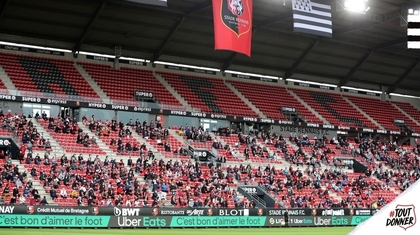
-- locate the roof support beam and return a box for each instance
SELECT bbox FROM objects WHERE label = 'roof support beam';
[376,37,406,50]
[284,40,318,78]
[220,14,290,71]
[338,50,373,86]
[334,22,377,36]
[0,0,10,22]
[387,60,420,94]
[72,2,106,53]
[152,0,211,61]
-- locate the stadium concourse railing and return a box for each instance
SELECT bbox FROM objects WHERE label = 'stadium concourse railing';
[0,205,375,228]
[0,88,189,111]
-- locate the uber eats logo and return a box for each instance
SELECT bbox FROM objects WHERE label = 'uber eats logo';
[331,217,349,225]
[313,217,349,226]
[116,216,166,227]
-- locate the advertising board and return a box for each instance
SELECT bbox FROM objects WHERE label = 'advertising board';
[0,206,373,228]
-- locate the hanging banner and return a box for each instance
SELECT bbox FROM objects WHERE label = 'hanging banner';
[212,0,253,57]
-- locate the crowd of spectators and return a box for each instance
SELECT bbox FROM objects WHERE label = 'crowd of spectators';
[21,150,254,208]
[355,138,420,192]
[0,156,42,205]
[0,110,418,210]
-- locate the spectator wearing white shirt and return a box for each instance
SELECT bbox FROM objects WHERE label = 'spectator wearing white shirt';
[158,190,167,201]
[19,195,26,205]
[125,200,132,207]
[60,188,67,198]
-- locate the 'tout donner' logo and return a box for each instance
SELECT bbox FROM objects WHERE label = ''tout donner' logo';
[386,204,416,231]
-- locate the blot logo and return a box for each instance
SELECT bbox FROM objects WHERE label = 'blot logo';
[386,204,416,231]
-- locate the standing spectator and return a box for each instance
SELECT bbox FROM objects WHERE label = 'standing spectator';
[40,196,49,205]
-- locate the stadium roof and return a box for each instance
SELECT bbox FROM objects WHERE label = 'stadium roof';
[1,0,420,95]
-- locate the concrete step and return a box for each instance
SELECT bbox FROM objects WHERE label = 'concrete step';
[342,96,385,130]
[128,126,166,160]
[225,80,266,118]
[287,88,329,124]
[153,72,193,111]
[391,102,420,127]
[76,122,117,157]
[12,160,57,205]
[0,64,20,95]
[31,118,66,155]
[74,63,111,103]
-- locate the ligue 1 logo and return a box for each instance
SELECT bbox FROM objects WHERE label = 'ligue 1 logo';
[386,204,416,231]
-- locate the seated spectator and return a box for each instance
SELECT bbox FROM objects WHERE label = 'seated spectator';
[164,142,171,152]
[50,188,58,200]
[70,189,78,199]
[91,136,97,145]
[2,185,11,198]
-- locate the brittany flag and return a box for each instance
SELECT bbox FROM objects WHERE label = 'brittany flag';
[292,0,332,37]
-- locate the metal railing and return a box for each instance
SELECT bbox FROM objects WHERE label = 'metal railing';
[237,185,268,208]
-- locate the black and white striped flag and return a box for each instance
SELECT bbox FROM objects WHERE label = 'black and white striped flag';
[408,10,420,49]
[292,0,332,37]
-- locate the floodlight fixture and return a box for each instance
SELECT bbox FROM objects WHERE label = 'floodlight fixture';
[343,0,370,14]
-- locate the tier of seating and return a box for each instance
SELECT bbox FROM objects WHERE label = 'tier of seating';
[37,118,106,155]
[1,51,420,209]
[392,101,420,124]
[4,119,415,209]
[85,120,143,157]
[0,78,8,91]
[0,53,100,99]
[1,158,39,205]
[20,156,243,208]
[345,95,420,132]
[229,80,323,123]
[291,88,377,128]
[159,72,258,117]
[78,62,183,108]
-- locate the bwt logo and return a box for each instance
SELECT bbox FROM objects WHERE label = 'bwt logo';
[386,204,416,231]
[114,207,140,216]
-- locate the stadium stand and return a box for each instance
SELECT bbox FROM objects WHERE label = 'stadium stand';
[392,101,420,123]
[290,88,378,128]
[78,62,183,108]
[345,95,420,132]
[0,78,8,91]
[229,80,323,123]
[158,72,259,117]
[35,117,106,155]
[0,53,100,99]
[1,50,420,210]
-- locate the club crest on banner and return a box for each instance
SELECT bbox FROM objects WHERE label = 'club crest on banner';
[221,0,251,37]
[228,0,244,16]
